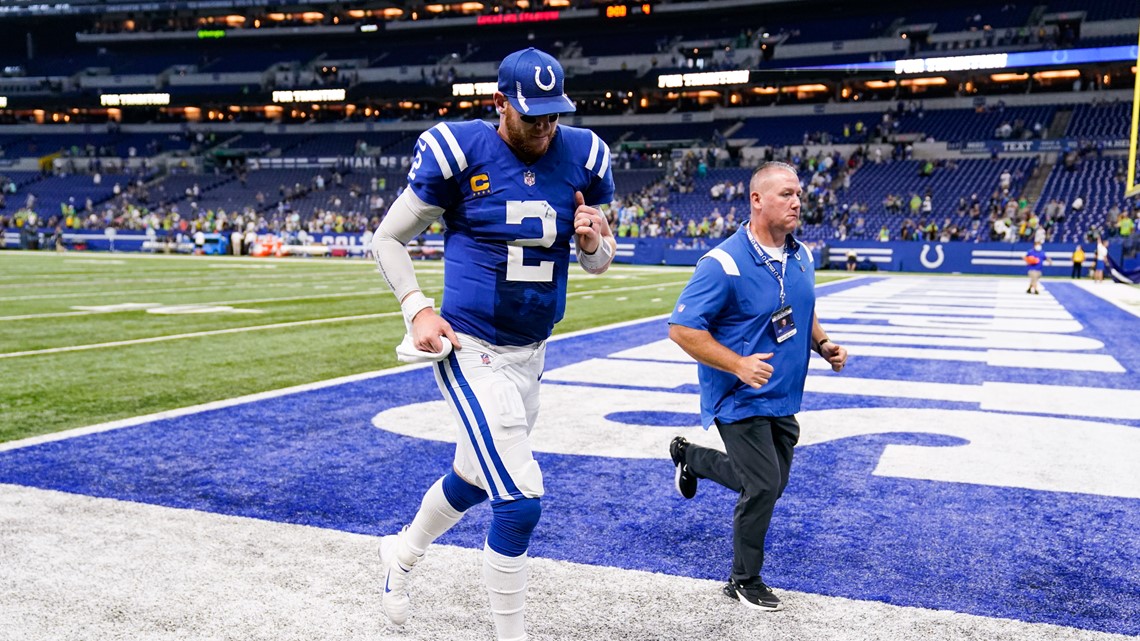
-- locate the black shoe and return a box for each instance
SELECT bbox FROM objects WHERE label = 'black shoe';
[669,436,697,499]
[723,578,783,611]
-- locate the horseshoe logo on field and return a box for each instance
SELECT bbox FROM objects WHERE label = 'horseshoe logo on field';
[920,244,945,269]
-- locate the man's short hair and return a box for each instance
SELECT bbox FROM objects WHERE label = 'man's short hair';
[750,161,798,192]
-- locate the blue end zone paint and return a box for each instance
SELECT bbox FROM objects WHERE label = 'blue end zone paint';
[1049,282,1140,389]
[1,278,1138,635]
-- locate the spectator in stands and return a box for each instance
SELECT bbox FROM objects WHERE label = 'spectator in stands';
[901,218,916,241]
[1118,212,1134,238]
[999,169,1012,192]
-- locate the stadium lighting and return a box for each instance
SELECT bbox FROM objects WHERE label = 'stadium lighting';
[990,73,1030,82]
[781,83,828,92]
[1033,69,1081,79]
[899,77,948,86]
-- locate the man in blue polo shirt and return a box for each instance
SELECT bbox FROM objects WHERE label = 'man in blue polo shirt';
[668,161,848,612]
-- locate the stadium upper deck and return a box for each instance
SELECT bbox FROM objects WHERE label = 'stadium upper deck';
[0,0,1135,123]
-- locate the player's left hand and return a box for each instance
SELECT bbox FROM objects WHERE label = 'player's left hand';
[573,191,612,255]
[820,340,848,373]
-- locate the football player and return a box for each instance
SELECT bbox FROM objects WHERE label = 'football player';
[371,47,615,641]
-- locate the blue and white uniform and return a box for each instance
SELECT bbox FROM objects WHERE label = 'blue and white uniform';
[406,120,614,502]
[410,120,613,347]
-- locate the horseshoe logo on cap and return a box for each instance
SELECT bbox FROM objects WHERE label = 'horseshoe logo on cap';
[534,65,556,91]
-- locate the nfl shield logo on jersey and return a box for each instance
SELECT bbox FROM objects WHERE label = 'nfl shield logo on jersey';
[523,170,536,186]
[481,353,491,365]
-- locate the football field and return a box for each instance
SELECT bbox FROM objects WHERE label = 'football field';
[1,252,1139,641]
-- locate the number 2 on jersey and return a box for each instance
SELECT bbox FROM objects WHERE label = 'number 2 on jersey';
[505,200,557,282]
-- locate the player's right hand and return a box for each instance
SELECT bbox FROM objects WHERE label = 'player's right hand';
[736,352,774,389]
[411,308,461,353]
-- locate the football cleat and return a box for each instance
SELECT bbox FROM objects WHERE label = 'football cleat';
[378,527,420,625]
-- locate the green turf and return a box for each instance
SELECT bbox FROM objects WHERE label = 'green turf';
[0,252,848,442]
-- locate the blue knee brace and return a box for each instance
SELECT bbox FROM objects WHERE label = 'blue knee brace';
[441,471,488,512]
[488,498,542,557]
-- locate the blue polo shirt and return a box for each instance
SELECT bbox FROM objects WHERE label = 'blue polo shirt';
[669,227,816,429]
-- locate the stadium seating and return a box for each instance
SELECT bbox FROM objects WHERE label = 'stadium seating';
[1036,158,1128,242]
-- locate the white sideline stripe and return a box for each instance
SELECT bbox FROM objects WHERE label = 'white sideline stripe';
[0,311,403,360]
[0,314,671,453]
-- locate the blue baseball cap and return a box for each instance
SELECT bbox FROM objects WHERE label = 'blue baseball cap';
[497,47,576,117]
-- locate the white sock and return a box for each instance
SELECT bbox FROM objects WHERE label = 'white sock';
[400,476,464,564]
[483,544,528,641]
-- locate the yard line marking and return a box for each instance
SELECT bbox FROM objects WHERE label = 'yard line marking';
[0,289,398,321]
[0,311,404,360]
[0,280,679,326]
[567,280,689,297]
[0,270,390,289]
[0,275,440,302]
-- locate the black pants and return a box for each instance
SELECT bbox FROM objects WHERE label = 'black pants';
[685,415,799,582]
[1072,261,1083,279]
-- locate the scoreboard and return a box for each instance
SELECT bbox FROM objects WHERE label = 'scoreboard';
[599,1,654,19]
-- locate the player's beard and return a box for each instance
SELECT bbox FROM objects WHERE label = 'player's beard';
[499,116,555,164]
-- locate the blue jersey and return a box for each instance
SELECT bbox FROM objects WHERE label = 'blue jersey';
[406,120,614,346]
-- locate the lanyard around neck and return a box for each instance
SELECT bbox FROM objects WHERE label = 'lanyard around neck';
[746,227,788,306]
